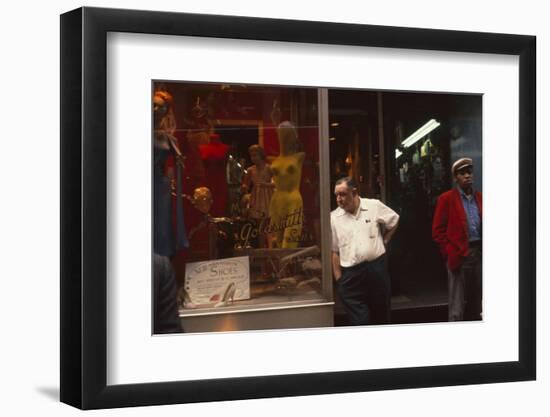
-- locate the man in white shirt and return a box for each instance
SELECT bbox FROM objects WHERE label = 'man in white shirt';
[331,177,399,325]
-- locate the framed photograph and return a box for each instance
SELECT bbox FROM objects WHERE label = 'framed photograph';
[60,6,536,409]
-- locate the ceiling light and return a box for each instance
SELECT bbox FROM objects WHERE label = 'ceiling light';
[401,119,440,148]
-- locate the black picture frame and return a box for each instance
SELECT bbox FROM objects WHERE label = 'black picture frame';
[60,6,536,410]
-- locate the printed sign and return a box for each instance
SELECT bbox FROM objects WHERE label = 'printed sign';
[184,256,250,306]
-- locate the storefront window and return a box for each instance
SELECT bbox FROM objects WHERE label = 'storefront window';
[153,81,325,318]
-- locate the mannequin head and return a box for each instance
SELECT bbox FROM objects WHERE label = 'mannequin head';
[192,186,213,214]
[248,144,266,165]
[191,96,207,119]
[153,90,176,134]
[277,121,299,155]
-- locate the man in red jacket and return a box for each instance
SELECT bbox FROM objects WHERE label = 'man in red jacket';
[432,157,482,321]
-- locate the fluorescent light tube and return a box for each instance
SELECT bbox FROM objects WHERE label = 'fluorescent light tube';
[402,119,440,148]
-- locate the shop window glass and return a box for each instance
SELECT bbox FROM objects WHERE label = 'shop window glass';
[152,81,324,315]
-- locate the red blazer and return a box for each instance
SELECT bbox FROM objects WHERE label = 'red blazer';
[432,188,482,271]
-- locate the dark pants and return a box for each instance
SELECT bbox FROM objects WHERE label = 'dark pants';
[336,255,391,325]
[447,242,482,321]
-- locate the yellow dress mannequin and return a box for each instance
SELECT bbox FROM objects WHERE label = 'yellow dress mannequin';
[269,121,305,248]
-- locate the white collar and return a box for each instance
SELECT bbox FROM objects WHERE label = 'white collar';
[335,198,369,217]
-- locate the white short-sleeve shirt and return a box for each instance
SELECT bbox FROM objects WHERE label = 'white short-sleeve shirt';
[331,198,399,267]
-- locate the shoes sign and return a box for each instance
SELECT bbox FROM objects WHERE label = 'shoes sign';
[184,256,250,307]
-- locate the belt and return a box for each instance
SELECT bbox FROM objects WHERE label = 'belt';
[341,254,386,272]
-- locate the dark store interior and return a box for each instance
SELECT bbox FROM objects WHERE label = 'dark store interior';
[328,89,482,324]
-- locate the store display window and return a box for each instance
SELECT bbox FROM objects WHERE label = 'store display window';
[152,81,327,321]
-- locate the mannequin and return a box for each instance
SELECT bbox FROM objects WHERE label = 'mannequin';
[153,90,189,256]
[269,121,305,248]
[185,186,234,259]
[242,144,274,221]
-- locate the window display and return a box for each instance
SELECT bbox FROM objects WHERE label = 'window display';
[152,81,326,321]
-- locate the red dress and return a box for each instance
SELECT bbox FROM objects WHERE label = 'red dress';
[199,141,229,217]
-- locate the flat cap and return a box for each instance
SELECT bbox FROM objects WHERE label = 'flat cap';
[452,157,473,175]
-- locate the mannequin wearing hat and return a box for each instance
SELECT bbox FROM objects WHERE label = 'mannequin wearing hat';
[432,157,482,321]
[269,121,305,248]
